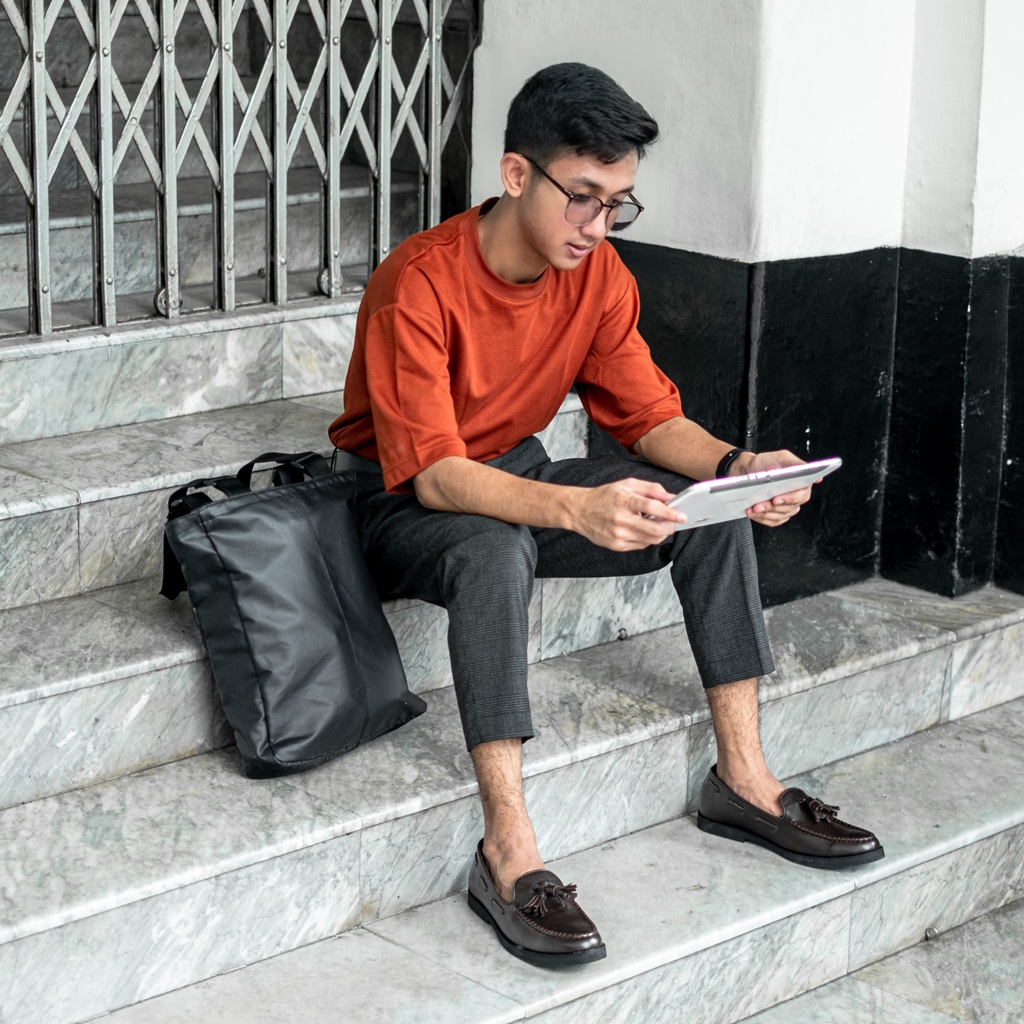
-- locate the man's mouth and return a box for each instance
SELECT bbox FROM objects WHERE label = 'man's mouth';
[567,242,593,259]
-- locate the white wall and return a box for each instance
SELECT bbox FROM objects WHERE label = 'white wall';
[972,0,1024,257]
[472,0,1023,262]
[753,0,915,261]
[901,0,986,258]
[471,0,763,261]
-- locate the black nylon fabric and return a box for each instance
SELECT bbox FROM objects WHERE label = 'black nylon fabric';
[164,461,425,778]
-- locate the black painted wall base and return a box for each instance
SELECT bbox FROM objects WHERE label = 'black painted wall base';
[608,239,1020,606]
[882,252,1011,596]
[996,258,1024,594]
[611,239,895,607]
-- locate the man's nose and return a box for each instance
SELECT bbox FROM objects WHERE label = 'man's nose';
[580,211,610,241]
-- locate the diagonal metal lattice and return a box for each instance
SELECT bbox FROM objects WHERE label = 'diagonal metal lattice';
[0,0,479,336]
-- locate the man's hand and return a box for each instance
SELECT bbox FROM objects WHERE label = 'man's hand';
[568,479,687,551]
[414,457,685,552]
[733,449,817,528]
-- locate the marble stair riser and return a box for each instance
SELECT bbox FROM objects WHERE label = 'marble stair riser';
[0,735,686,1024]
[0,190,417,309]
[0,307,368,444]
[0,403,590,604]
[684,646,952,810]
[0,661,230,811]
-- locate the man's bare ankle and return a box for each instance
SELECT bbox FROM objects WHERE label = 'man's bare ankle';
[716,763,785,815]
[482,837,545,901]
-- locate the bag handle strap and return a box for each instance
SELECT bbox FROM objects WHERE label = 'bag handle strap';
[159,475,250,599]
[160,454,332,600]
[235,450,331,489]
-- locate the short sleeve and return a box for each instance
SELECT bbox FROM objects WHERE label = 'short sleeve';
[364,271,468,491]
[574,272,684,450]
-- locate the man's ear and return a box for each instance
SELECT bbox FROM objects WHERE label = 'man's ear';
[500,152,531,198]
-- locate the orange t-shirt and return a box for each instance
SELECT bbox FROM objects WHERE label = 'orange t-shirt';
[329,200,684,493]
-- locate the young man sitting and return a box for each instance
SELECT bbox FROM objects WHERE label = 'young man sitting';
[329,62,883,968]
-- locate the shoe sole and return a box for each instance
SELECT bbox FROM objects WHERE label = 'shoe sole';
[697,812,886,870]
[467,891,608,968]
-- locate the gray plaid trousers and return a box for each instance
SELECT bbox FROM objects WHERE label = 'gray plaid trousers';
[351,437,775,750]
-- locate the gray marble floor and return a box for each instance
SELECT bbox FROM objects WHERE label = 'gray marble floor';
[741,897,1024,1023]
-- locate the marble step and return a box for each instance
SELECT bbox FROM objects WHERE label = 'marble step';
[0,297,366,445]
[739,897,1024,1023]
[93,694,1024,1024]
[0,165,420,310]
[0,556,951,811]
[0,391,589,609]
[2,579,1023,1023]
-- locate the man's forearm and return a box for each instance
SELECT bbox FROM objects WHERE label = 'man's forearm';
[633,417,754,480]
[414,456,579,530]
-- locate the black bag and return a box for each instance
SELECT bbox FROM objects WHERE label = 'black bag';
[160,450,426,779]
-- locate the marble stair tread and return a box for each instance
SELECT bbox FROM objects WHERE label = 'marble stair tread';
[828,576,1024,641]
[0,658,683,947]
[0,390,585,517]
[557,582,960,725]
[0,395,342,516]
[99,697,1024,1024]
[0,391,592,609]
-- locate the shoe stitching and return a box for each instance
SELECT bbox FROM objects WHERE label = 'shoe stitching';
[791,821,876,843]
[515,909,598,939]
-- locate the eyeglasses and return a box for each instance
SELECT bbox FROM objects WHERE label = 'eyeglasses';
[521,155,644,232]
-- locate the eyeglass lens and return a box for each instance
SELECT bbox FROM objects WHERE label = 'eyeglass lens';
[565,195,640,231]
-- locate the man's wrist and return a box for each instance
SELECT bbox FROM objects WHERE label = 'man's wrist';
[731,451,757,476]
[716,447,754,478]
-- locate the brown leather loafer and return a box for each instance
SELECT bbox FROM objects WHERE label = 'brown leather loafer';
[697,765,885,869]
[467,840,606,967]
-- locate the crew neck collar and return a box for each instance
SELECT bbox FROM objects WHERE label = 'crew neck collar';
[463,198,550,301]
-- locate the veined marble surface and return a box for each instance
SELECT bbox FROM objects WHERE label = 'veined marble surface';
[0,325,282,444]
[829,577,1024,641]
[0,396,337,504]
[946,620,1024,720]
[848,822,1024,969]
[369,816,856,1018]
[852,898,1024,1024]
[0,660,228,810]
[0,748,361,945]
[0,831,363,1024]
[535,403,588,462]
[0,581,201,710]
[778,698,1024,888]
[684,645,950,809]
[282,312,357,398]
[530,899,851,1024]
[288,388,345,415]
[550,589,955,732]
[0,506,80,611]
[540,567,683,660]
[740,975,961,1024]
[288,661,683,832]
[760,591,954,702]
[99,927,523,1024]
[0,466,79,520]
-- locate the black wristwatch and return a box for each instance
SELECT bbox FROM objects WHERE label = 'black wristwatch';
[715,447,749,478]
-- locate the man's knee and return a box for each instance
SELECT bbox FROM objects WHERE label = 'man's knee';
[439,520,538,596]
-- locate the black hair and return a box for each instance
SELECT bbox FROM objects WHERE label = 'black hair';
[503,62,659,165]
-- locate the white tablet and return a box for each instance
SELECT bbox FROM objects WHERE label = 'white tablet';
[666,457,842,531]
